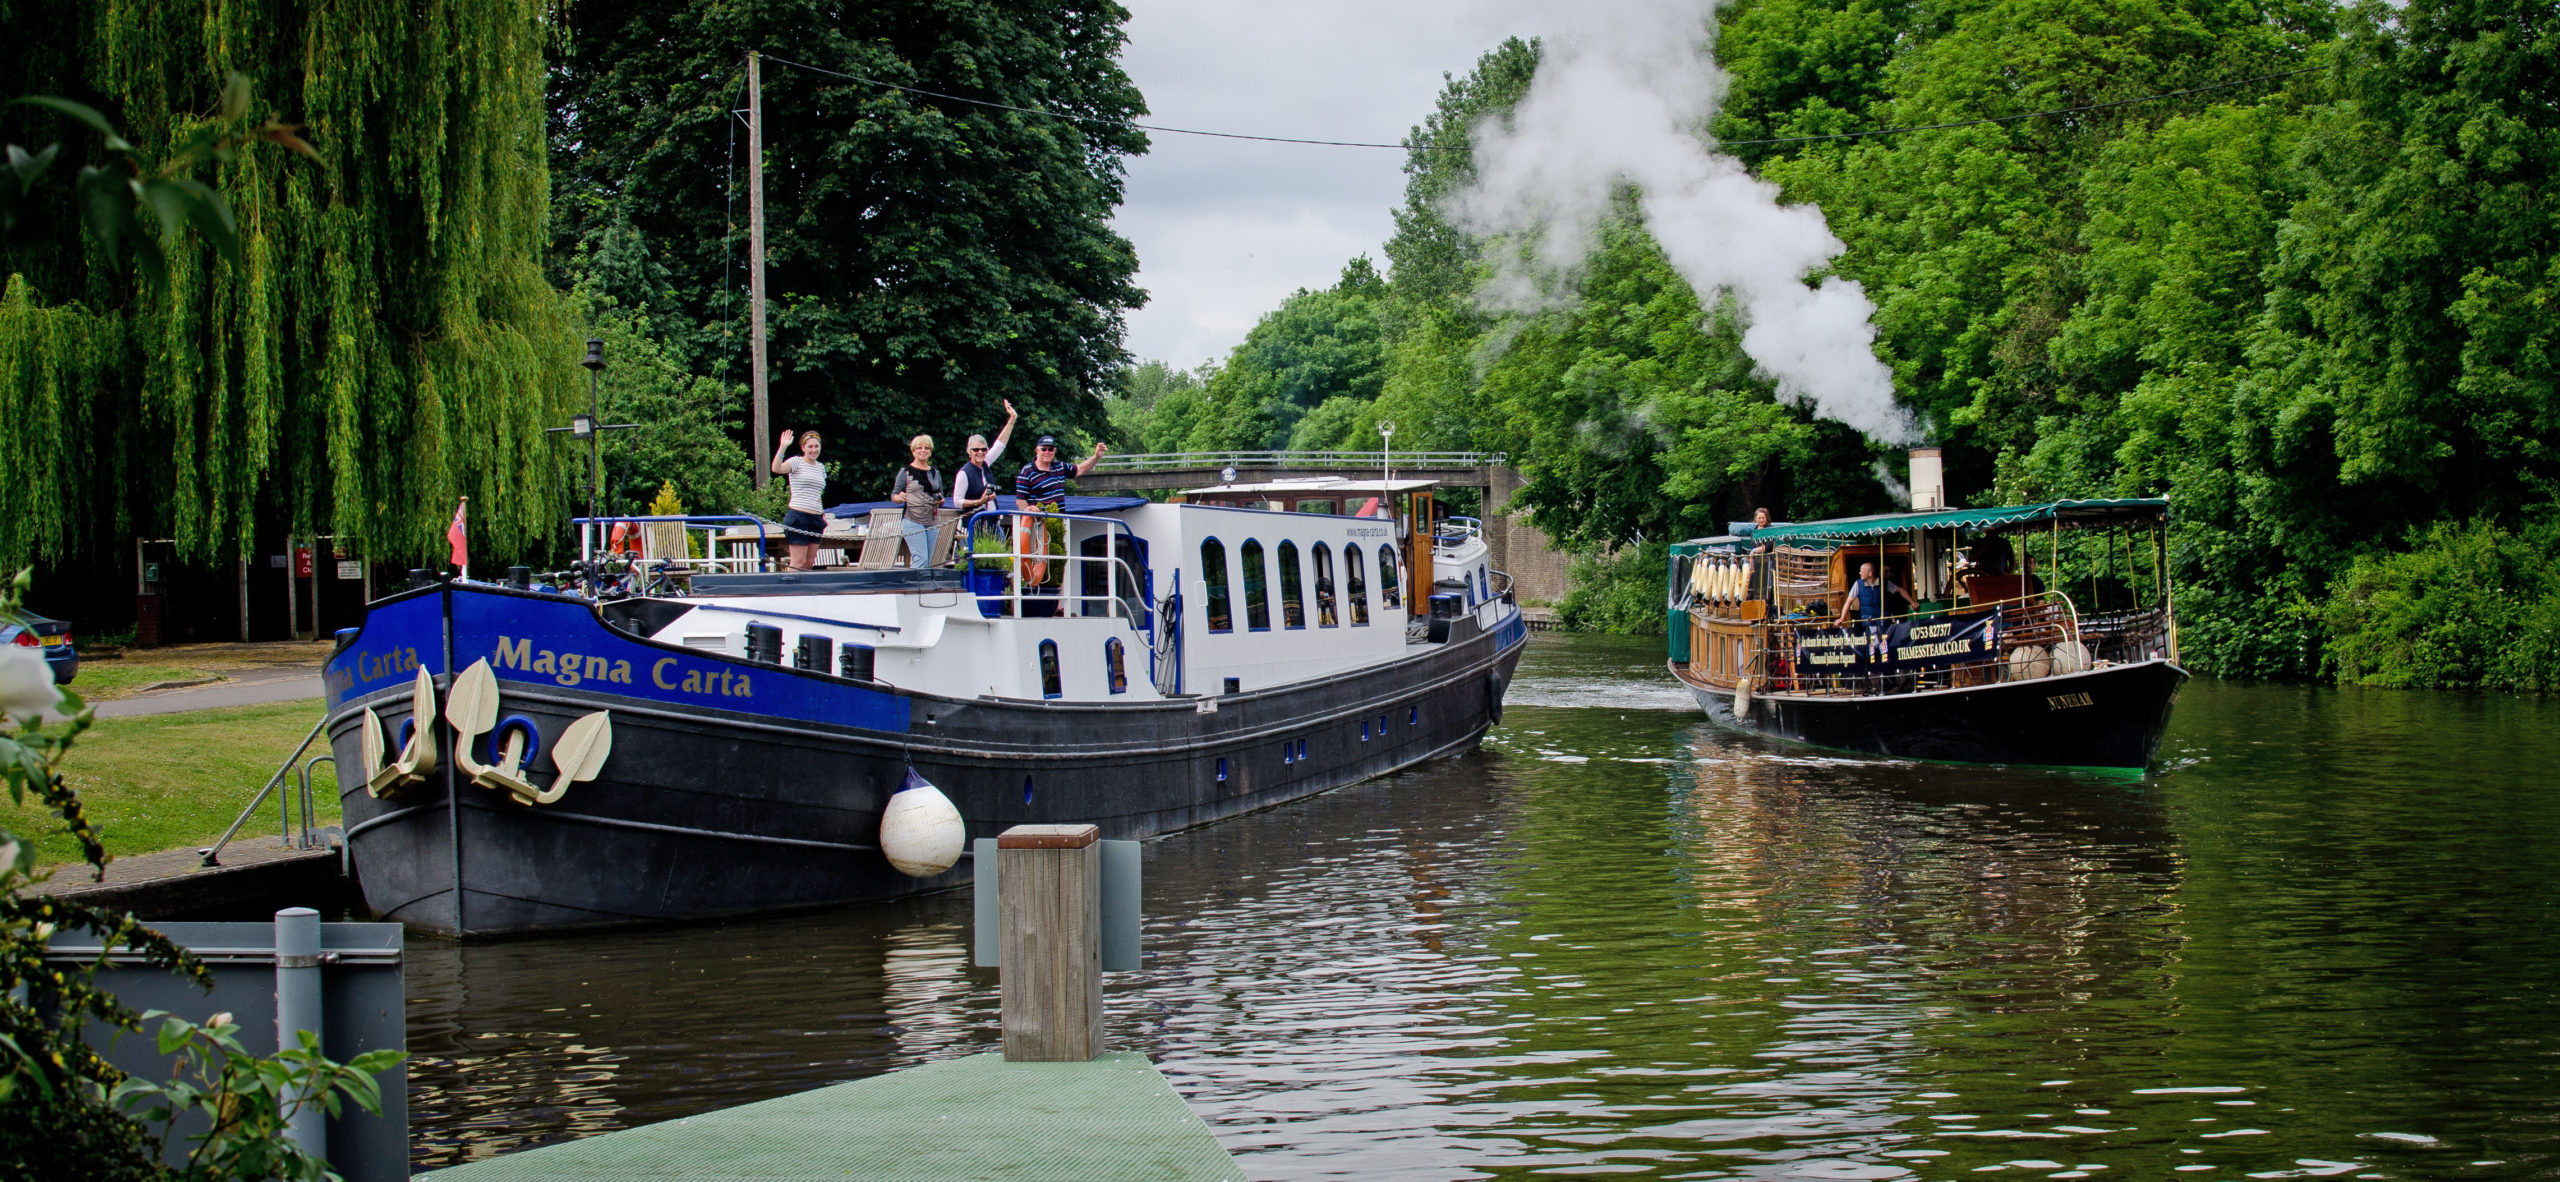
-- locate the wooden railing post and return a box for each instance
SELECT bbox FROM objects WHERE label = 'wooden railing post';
[997,824,1103,1062]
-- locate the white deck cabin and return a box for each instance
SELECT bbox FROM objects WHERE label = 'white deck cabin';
[627,480,1513,705]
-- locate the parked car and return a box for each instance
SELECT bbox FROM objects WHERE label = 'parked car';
[1,608,77,684]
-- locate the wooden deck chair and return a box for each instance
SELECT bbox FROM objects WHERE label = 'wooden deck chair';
[639,520,692,589]
[925,509,965,567]
[855,508,908,569]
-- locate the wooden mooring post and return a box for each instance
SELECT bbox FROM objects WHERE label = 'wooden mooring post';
[996,823,1104,1062]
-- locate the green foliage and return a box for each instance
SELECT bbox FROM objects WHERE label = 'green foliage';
[549,1,1148,487]
[0,1,583,569]
[0,569,400,1178]
[2325,517,2560,692]
[1130,0,2557,682]
[1102,359,1211,453]
[1182,263,1390,451]
[583,297,754,519]
[1555,541,1671,635]
[112,1016,403,1181]
[647,481,684,518]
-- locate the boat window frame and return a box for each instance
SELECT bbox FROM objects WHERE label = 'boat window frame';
[1345,545,1369,626]
[1037,638,1063,700]
[1377,544,1402,609]
[1311,542,1338,627]
[1277,540,1306,629]
[1104,636,1127,694]
[1240,539,1272,632]
[1201,537,1233,633]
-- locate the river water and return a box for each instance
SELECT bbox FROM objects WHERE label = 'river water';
[405,633,2560,1179]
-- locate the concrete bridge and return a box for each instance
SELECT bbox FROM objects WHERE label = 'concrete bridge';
[1083,451,1571,605]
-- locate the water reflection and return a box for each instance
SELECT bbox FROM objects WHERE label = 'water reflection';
[406,636,2560,1179]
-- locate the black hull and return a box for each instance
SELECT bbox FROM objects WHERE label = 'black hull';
[328,585,1526,936]
[1678,658,2188,771]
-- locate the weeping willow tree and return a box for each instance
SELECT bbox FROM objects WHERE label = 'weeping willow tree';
[0,0,581,570]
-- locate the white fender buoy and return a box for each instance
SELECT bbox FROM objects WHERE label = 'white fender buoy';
[2007,645,2051,682]
[880,768,966,877]
[1733,676,1753,718]
[2050,639,2089,676]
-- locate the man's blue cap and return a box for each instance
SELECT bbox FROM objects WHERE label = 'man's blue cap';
[1036,435,1058,448]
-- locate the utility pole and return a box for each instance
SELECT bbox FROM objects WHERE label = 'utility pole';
[748,51,771,489]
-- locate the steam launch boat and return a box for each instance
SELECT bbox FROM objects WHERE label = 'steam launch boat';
[1667,450,2187,772]
[324,480,1524,935]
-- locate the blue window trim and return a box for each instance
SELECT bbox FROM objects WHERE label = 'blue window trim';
[1201,537,1233,634]
[1361,721,1370,742]
[1216,757,1228,783]
[1240,539,1272,632]
[1104,637,1127,695]
[1278,540,1305,630]
[1037,639,1062,700]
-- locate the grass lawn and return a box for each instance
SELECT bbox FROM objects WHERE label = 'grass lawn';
[66,662,226,701]
[7,701,338,869]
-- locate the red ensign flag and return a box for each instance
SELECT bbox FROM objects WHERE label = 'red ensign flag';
[447,499,469,568]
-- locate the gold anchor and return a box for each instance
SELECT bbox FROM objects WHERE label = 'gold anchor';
[358,667,440,799]
[445,658,613,806]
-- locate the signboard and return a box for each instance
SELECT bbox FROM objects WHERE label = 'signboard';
[1794,613,1997,675]
[337,560,364,581]
[294,546,315,578]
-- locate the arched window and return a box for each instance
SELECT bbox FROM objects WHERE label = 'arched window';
[1477,566,1489,603]
[1201,539,1232,633]
[1377,545,1402,609]
[1345,545,1369,626]
[1038,639,1062,700]
[1104,637,1127,695]
[1240,540,1271,631]
[1311,543,1338,627]
[1277,540,1305,629]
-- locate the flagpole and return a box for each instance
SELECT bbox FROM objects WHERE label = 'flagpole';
[458,497,470,583]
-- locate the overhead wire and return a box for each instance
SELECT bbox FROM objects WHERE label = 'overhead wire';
[756,52,2317,154]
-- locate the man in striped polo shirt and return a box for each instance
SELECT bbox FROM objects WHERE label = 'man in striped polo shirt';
[1012,435,1106,587]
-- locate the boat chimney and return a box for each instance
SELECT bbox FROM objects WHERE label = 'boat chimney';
[1908,448,1946,510]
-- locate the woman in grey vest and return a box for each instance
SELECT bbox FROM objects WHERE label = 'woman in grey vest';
[889,435,944,568]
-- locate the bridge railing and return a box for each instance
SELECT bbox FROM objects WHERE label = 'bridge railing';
[1091,450,1506,473]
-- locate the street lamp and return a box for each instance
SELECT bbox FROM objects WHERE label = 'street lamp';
[550,337,639,561]
[1378,421,1396,489]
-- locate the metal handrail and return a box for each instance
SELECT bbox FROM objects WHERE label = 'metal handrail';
[203,715,329,866]
[962,508,1157,639]
[1094,450,1505,472]
[571,514,773,573]
[1709,587,2110,698]
[293,756,336,852]
[1435,516,1485,544]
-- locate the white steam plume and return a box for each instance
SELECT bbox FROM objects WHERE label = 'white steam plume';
[1451,0,1917,444]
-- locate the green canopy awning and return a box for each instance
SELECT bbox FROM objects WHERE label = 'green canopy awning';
[1748,497,2168,543]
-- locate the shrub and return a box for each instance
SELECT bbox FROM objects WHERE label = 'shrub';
[1555,540,1669,635]
[2324,516,2560,692]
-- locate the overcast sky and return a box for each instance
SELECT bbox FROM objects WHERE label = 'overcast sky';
[1110,1,1528,371]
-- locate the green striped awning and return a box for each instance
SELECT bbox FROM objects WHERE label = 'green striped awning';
[1747,498,2168,543]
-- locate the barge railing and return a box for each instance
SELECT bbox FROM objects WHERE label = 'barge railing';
[963,508,1158,638]
[1684,588,2182,698]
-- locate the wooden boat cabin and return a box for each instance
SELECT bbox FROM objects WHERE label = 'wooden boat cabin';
[1670,497,2179,699]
